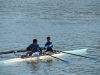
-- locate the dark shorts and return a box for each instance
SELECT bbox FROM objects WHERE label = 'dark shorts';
[45,49,53,52]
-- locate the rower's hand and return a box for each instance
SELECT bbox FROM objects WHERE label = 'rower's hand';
[13,51,17,54]
[27,47,31,51]
[41,47,46,50]
[41,47,44,50]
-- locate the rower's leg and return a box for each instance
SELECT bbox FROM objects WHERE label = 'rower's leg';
[45,48,53,55]
[32,52,40,56]
[31,53,35,56]
[39,48,42,55]
[26,52,30,56]
[45,51,50,55]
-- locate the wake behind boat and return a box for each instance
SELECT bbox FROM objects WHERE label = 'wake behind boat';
[0,49,88,64]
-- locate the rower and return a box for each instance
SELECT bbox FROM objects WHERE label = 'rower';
[26,39,41,57]
[43,37,53,54]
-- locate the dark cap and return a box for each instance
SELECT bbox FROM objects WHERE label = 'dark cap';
[33,39,37,43]
[47,36,50,39]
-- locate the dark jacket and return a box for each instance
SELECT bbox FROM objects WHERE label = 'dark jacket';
[27,44,40,52]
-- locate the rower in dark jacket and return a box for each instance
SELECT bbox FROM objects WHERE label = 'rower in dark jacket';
[26,39,41,56]
[44,37,53,54]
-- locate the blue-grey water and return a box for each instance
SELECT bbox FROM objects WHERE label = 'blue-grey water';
[0,0,100,75]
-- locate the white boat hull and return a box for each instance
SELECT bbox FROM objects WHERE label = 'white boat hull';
[0,49,87,64]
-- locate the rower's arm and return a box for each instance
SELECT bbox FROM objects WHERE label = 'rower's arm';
[44,42,53,49]
[26,47,31,51]
[26,44,32,51]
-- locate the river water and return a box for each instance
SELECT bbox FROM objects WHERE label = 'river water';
[0,0,100,75]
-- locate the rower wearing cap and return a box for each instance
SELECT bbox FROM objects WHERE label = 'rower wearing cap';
[26,39,41,56]
[43,37,53,54]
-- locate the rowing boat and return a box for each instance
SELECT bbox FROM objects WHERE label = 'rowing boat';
[0,49,87,64]
[0,49,88,64]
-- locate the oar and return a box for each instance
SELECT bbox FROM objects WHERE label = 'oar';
[0,49,27,55]
[54,50,98,61]
[48,54,69,64]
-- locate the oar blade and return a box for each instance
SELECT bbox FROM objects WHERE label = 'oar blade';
[63,60,70,64]
[89,57,98,60]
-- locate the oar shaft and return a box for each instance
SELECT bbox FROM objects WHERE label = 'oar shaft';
[0,50,27,55]
[62,52,89,58]
[54,50,98,61]
[49,55,64,61]
[48,54,69,64]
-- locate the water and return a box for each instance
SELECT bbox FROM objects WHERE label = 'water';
[0,0,100,75]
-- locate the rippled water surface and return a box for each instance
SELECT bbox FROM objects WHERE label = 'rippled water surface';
[0,0,100,75]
